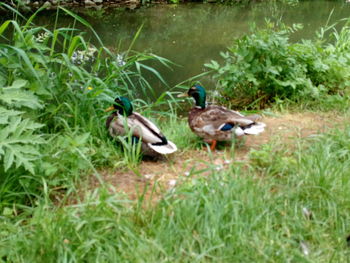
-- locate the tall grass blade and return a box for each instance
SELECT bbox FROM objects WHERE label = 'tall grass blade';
[0,2,27,21]
[59,7,104,47]
[0,20,11,37]
[126,24,144,56]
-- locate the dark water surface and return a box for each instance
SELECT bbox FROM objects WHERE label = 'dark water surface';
[32,1,350,94]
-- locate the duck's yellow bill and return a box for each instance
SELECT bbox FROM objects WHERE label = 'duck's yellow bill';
[177,92,188,98]
[104,106,114,112]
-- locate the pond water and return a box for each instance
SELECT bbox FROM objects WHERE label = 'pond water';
[33,1,350,95]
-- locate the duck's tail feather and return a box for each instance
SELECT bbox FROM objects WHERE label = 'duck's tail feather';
[243,122,266,135]
[148,140,177,155]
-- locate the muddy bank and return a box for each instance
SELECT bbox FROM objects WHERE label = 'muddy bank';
[86,111,348,201]
[2,0,144,10]
[1,0,251,11]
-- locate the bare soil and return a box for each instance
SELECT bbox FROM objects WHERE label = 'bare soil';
[88,111,348,201]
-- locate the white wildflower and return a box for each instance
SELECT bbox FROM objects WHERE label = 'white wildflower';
[35,32,50,43]
[86,47,97,57]
[116,53,126,67]
[71,46,97,65]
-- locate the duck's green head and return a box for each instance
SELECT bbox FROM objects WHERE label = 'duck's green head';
[180,84,206,109]
[105,96,133,116]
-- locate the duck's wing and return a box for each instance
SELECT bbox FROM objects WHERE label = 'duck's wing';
[192,105,265,136]
[109,113,176,155]
[195,106,255,130]
[130,112,177,154]
[127,112,167,145]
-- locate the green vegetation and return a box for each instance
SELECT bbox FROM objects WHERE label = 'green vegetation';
[206,22,350,109]
[2,125,350,262]
[1,5,350,263]
[0,6,176,208]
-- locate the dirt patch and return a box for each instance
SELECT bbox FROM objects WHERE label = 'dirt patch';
[90,111,348,200]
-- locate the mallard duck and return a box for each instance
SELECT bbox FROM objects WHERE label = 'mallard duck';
[178,85,265,150]
[105,97,177,156]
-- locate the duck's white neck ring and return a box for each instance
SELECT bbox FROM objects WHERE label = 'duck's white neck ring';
[194,103,207,109]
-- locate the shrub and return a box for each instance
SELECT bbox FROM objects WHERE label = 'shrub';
[206,22,350,109]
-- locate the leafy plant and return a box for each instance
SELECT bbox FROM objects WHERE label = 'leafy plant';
[206,22,350,109]
[0,79,45,174]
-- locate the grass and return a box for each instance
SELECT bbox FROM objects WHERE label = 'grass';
[1,125,350,262]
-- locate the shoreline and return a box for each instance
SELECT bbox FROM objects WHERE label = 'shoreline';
[1,0,147,11]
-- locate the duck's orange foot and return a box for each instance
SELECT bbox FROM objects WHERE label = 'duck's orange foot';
[210,140,217,151]
[202,140,217,152]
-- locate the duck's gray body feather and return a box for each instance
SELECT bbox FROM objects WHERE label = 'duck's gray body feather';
[189,105,265,142]
[107,112,177,156]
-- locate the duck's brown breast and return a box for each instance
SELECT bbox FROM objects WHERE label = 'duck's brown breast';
[188,107,205,131]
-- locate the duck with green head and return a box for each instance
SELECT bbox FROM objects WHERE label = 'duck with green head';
[105,97,177,156]
[178,85,265,150]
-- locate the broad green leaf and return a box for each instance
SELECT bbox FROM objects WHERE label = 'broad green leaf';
[9,79,27,89]
[0,107,23,124]
[0,79,43,109]
[0,116,45,174]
